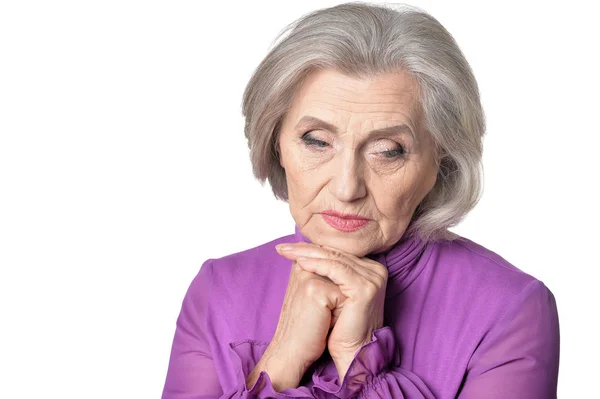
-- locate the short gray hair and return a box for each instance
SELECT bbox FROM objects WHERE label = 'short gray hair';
[242,1,486,243]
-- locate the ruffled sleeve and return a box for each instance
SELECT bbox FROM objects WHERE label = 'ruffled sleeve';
[226,339,317,398]
[310,327,436,398]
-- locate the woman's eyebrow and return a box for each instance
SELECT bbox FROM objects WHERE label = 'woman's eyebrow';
[294,115,415,141]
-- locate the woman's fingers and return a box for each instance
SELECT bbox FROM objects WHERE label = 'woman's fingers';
[276,242,387,282]
[277,242,366,289]
[277,242,339,260]
[295,256,361,291]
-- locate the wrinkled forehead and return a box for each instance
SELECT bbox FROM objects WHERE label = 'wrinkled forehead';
[284,69,423,127]
[292,68,420,111]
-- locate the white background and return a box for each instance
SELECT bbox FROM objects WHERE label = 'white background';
[1,0,598,397]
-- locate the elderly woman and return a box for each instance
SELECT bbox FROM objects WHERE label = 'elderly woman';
[161,3,559,398]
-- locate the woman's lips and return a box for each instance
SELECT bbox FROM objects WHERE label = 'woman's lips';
[321,213,370,232]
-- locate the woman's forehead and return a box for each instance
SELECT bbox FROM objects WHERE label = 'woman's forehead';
[288,68,421,121]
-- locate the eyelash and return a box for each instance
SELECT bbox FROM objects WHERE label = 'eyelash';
[301,131,406,159]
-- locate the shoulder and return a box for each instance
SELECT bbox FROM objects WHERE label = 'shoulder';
[441,238,561,381]
[428,235,557,324]
[191,232,299,324]
[206,231,296,286]
[433,234,549,295]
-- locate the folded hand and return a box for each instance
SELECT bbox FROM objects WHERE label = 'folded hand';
[276,241,388,381]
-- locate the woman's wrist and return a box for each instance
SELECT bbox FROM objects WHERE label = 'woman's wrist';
[332,354,355,383]
[247,344,309,392]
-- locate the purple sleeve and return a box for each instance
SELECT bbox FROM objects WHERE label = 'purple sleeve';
[161,259,223,398]
[458,280,560,398]
[310,327,436,398]
[161,260,317,398]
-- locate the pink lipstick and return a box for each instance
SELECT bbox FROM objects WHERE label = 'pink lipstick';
[320,210,370,232]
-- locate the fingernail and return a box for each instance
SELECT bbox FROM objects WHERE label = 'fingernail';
[276,244,294,252]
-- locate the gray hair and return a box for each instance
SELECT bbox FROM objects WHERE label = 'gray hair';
[242,1,486,243]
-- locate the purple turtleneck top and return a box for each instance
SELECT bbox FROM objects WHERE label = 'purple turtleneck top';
[161,225,560,398]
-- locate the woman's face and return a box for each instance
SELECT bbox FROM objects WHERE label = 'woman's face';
[278,68,439,256]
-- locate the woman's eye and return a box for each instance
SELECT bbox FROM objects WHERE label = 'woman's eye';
[381,145,406,159]
[301,131,406,160]
[301,132,329,148]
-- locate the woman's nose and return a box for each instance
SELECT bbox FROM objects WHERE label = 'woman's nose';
[328,152,367,202]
